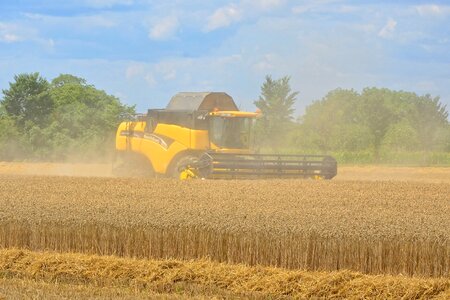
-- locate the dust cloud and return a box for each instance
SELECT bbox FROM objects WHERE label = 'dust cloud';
[0,140,116,177]
[0,161,113,177]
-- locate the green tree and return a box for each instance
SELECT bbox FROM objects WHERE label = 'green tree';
[293,89,371,152]
[0,106,26,160]
[44,74,135,160]
[382,119,419,152]
[1,73,52,127]
[254,75,298,148]
[0,73,135,161]
[410,94,448,152]
[293,87,449,162]
[51,73,87,87]
[358,88,399,161]
[445,125,450,151]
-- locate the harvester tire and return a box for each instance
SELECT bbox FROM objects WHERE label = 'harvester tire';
[169,155,199,179]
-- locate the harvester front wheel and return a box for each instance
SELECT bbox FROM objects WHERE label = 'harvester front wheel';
[169,155,199,179]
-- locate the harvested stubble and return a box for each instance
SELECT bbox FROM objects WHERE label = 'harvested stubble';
[0,248,449,299]
[0,278,188,300]
[0,175,449,277]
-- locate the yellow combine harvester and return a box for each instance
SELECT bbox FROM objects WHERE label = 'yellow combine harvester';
[115,92,337,179]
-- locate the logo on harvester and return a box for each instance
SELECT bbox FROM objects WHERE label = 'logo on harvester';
[120,130,144,138]
[144,133,169,149]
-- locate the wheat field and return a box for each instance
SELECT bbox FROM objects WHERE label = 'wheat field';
[0,175,448,278]
[0,163,449,298]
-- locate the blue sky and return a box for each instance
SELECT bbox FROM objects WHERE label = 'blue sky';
[1,0,449,115]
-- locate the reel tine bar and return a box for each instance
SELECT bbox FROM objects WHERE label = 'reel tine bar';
[207,153,337,179]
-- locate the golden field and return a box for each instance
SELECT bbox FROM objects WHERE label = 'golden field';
[0,175,448,277]
[0,163,449,298]
[0,249,449,299]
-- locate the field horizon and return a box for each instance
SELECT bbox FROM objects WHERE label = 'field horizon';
[1,161,450,183]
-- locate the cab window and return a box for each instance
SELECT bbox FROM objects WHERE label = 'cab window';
[209,117,253,149]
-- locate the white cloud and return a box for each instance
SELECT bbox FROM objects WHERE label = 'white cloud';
[153,61,178,81]
[250,0,285,10]
[0,23,23,43]
[24,13,117,28]
[85,0,133,8]
[154,60,190,81]
[292,3,359,15]
[352,23,377,34]
[252,54,276,72]
[144,73,157,87]
[162,70,176,80]
[0,22,57,48]
[149,16,179,40]
[378,19,397,39]
[82,15,116,28]
[34,38,56,51]
[205,4,242,32]
[204,0,286,32]
[125,63,145,79]
[337,5,359,14]
[1,33,21,43]
[217,54,242,65]
[415,4,450,17]
[291,5,312,14]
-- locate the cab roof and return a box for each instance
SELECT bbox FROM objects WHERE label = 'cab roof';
[166,92,238,112]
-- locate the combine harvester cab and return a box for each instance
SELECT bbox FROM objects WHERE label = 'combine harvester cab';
[115,92,337,179]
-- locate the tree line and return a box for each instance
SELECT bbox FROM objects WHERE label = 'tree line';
[1,72,449,164]
[254,76,449,163]
[0,73,134,161]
